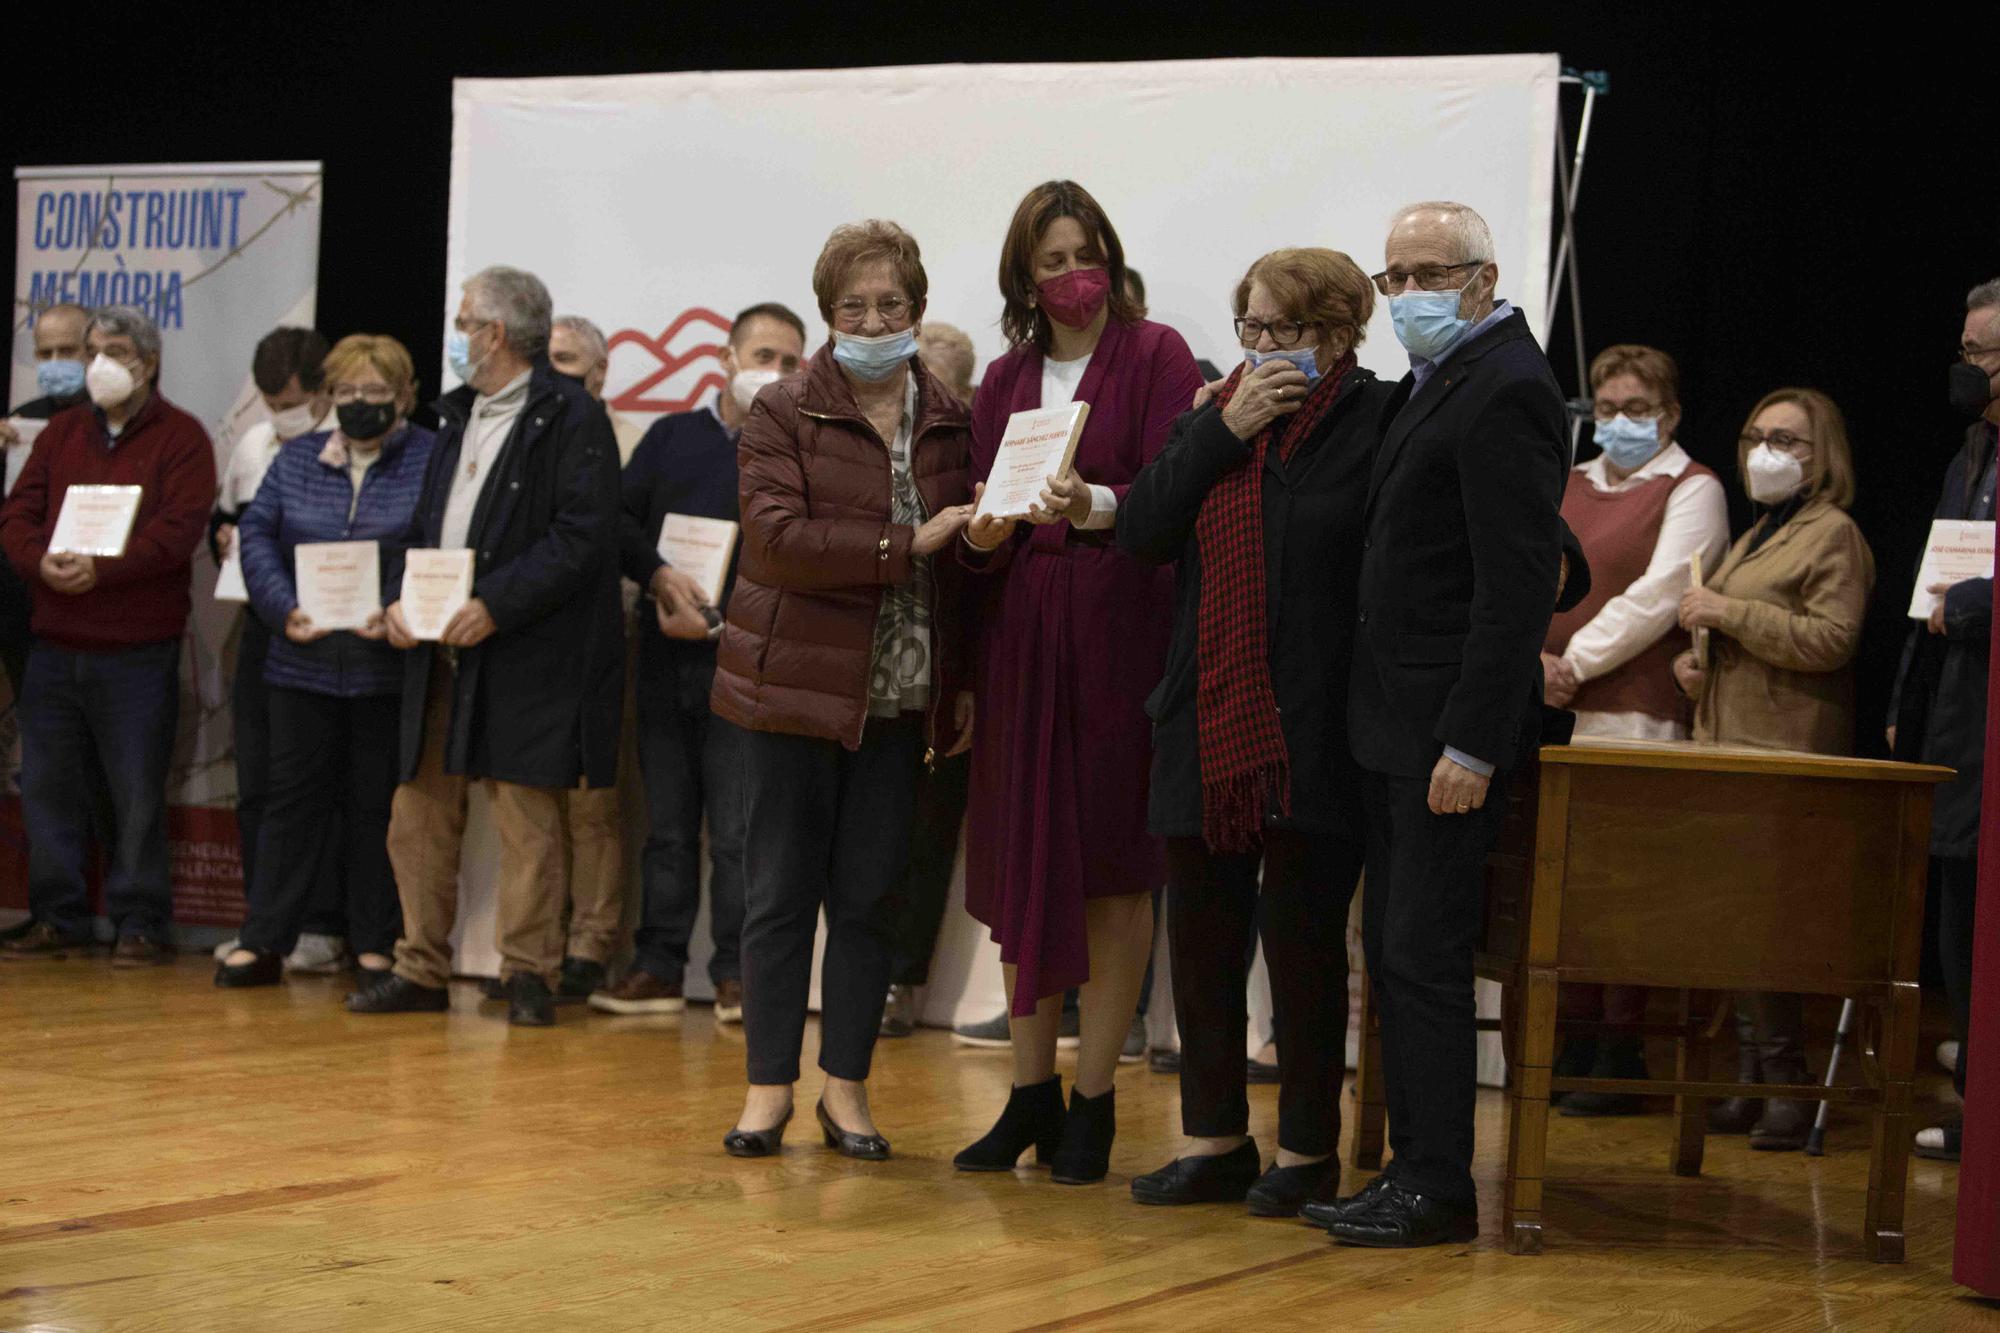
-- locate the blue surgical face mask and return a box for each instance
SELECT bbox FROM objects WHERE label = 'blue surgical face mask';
[1389,288,1475,361]
[36,357,86,400]
[446,323,492,384]
[1245,345,1321,385]
[831,328,919,382]
[1594,413,1663,470]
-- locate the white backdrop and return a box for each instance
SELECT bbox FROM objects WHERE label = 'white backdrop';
[443,57,1551,1076]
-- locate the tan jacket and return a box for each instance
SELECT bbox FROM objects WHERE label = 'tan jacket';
[1692,496,1875,754]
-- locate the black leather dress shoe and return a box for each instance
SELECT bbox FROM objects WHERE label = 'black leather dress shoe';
[817,1100,890,1160]
[555,957,606,1006]
[346,973,450,1013]
[1300,1173,1393,1231]
[1245,1157,1339,1218]
[507,973,556,1027]
[214,952,283,988]
[1130,1139,1260,1205]
[723,1109,793,1158]
[1322,1180,1478,1248]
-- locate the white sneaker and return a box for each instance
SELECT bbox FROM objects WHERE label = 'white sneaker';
[1938,1039,1961,1074]
[212,937,240,962]
[285,933,348,974]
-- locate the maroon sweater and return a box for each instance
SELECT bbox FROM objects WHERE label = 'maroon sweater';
[0,392,217,651]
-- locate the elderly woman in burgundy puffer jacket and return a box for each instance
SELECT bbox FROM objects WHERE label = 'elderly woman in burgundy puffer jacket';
[710,219,974,1161]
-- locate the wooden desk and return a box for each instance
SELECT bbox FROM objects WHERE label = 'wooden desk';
[1352,738,1950,1262]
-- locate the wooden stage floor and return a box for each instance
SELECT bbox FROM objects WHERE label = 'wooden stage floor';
[1,958,1989,1331]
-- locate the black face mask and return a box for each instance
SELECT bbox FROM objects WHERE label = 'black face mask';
[1949,361,1994,420]
[336,400,397,441]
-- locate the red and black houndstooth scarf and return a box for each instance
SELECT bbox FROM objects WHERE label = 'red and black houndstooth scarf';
[1194,352,1356,851]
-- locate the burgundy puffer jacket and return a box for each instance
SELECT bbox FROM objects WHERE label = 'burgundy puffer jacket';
[711,344,972,752]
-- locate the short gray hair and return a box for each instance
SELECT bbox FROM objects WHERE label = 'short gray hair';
[552,314,609,367]
[1390,201,1495,264]
[1968,278,2000,315]
[464,265,553,360]
[88,304,162,363]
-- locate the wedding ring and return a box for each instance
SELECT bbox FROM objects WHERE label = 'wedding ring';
[1455,802,1470,811]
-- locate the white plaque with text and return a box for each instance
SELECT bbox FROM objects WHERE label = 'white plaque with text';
[657,514,739,607]
[1908,519,1995,619]
[295,540,380,632]
[214,547,248,603]
[48,484,142,557]
[401,548,475,641]
[973,402,1090,521]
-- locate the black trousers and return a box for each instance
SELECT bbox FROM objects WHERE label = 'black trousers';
[738,713,924,1085]
[887,750,971,987]
[1940,854,1977,1097]
[233,620,343,938]
[238,688,402,959]
[1167,829,1363,1156]
[1360,769,1510,1207]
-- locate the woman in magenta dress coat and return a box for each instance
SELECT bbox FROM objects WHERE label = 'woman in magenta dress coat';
[954,180,1203,1184]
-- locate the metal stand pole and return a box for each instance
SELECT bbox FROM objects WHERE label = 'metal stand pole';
[1545,69,1607,458]
[1806,997,1857,1156]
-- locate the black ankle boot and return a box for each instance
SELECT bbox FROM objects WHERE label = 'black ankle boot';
[955,1076,1066,1172]
[1049,1086,1116,1185]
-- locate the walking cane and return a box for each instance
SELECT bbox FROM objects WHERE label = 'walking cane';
[1806,997,1856,1157]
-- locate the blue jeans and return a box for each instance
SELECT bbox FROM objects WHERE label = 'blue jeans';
[20,639,181,938]
[633,670,747,986]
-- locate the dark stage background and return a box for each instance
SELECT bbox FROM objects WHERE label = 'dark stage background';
[4,7,1997,754]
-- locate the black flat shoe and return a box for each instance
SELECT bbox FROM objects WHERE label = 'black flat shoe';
[1246,1057,1281,1085]
[1301,1172,1392,1231]
[214,952,283,988]
[1323,1180,1478,1248]
[817,1100,890,1160]
[1246,1157,1340,1218]
[1049,1086,1116,1185]
[955,1076,1065,1171]
[346,973,450,1013]
[723,1109,793,1158]
[1749,1097,1810,1151]
[556,957,606,1006]
[507,973,556,1027]
[1131,1139,1260,1205]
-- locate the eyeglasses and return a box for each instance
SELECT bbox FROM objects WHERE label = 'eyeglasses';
[1740,428,1813,450]
[1963,342,2000,363]
[1234,317,1320,349]
[831,297,914,329]
[1593,400,1664,421]
[1370,261,1484,297]
[330,384,396,405]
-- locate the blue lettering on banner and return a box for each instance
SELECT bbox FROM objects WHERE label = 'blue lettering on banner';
[27,267,185,329]
[27,186,248,253]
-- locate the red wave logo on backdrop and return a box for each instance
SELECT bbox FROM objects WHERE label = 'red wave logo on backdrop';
[607,308,731,415]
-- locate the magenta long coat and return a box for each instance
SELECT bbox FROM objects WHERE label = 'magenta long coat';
[964,317,1203,1015]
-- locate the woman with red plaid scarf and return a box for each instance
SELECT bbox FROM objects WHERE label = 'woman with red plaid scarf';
[1116,248,1394,1218]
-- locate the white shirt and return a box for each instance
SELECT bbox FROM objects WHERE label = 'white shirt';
[218,407,338,513]
[1561,440,1731,740]
[440,371,532,551]
[1041,351,1116,530]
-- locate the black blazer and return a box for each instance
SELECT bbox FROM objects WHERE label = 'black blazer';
[1121,370,1395,839]
[1347,308,1567,779]
[387,361,623,788]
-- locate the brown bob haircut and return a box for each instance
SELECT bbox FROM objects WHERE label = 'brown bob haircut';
[1232,248,1374,348]
[1735,386,1857,510]
[1589,343,1682,410]
[998,180,1143,350]
[811,220,928,326]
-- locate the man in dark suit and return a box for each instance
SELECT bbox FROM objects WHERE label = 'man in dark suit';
[1307,202,1567,1247]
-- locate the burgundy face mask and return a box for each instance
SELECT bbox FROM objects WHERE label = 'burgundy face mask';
[1037,268,1112,330]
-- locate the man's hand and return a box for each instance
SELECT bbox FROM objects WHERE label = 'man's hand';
[946,691,975,757]
[1678,585,1732,631]
[1671,649,1707,699]
[383,601,417,650]
[440,597,497,648]
[284,608,331,644]
[1541,652,1578,708]
[1029,471,1092,526]
[654,595,710,640]
[39,552,94,594]
[1427,753,1491,816]
[1927,582,1953,635]
[964,482,1018,552]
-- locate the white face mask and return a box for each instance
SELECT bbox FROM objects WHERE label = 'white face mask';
[270,402,319,440]
[85,353,138,408]
[1745,442,1806,504]
[730,368,782,413]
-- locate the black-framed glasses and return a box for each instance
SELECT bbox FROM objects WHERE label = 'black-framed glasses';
[1370,260,1483,297]
[1234,317,1319,349]
[1740,428,1813,450]
[831,297,914,328]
